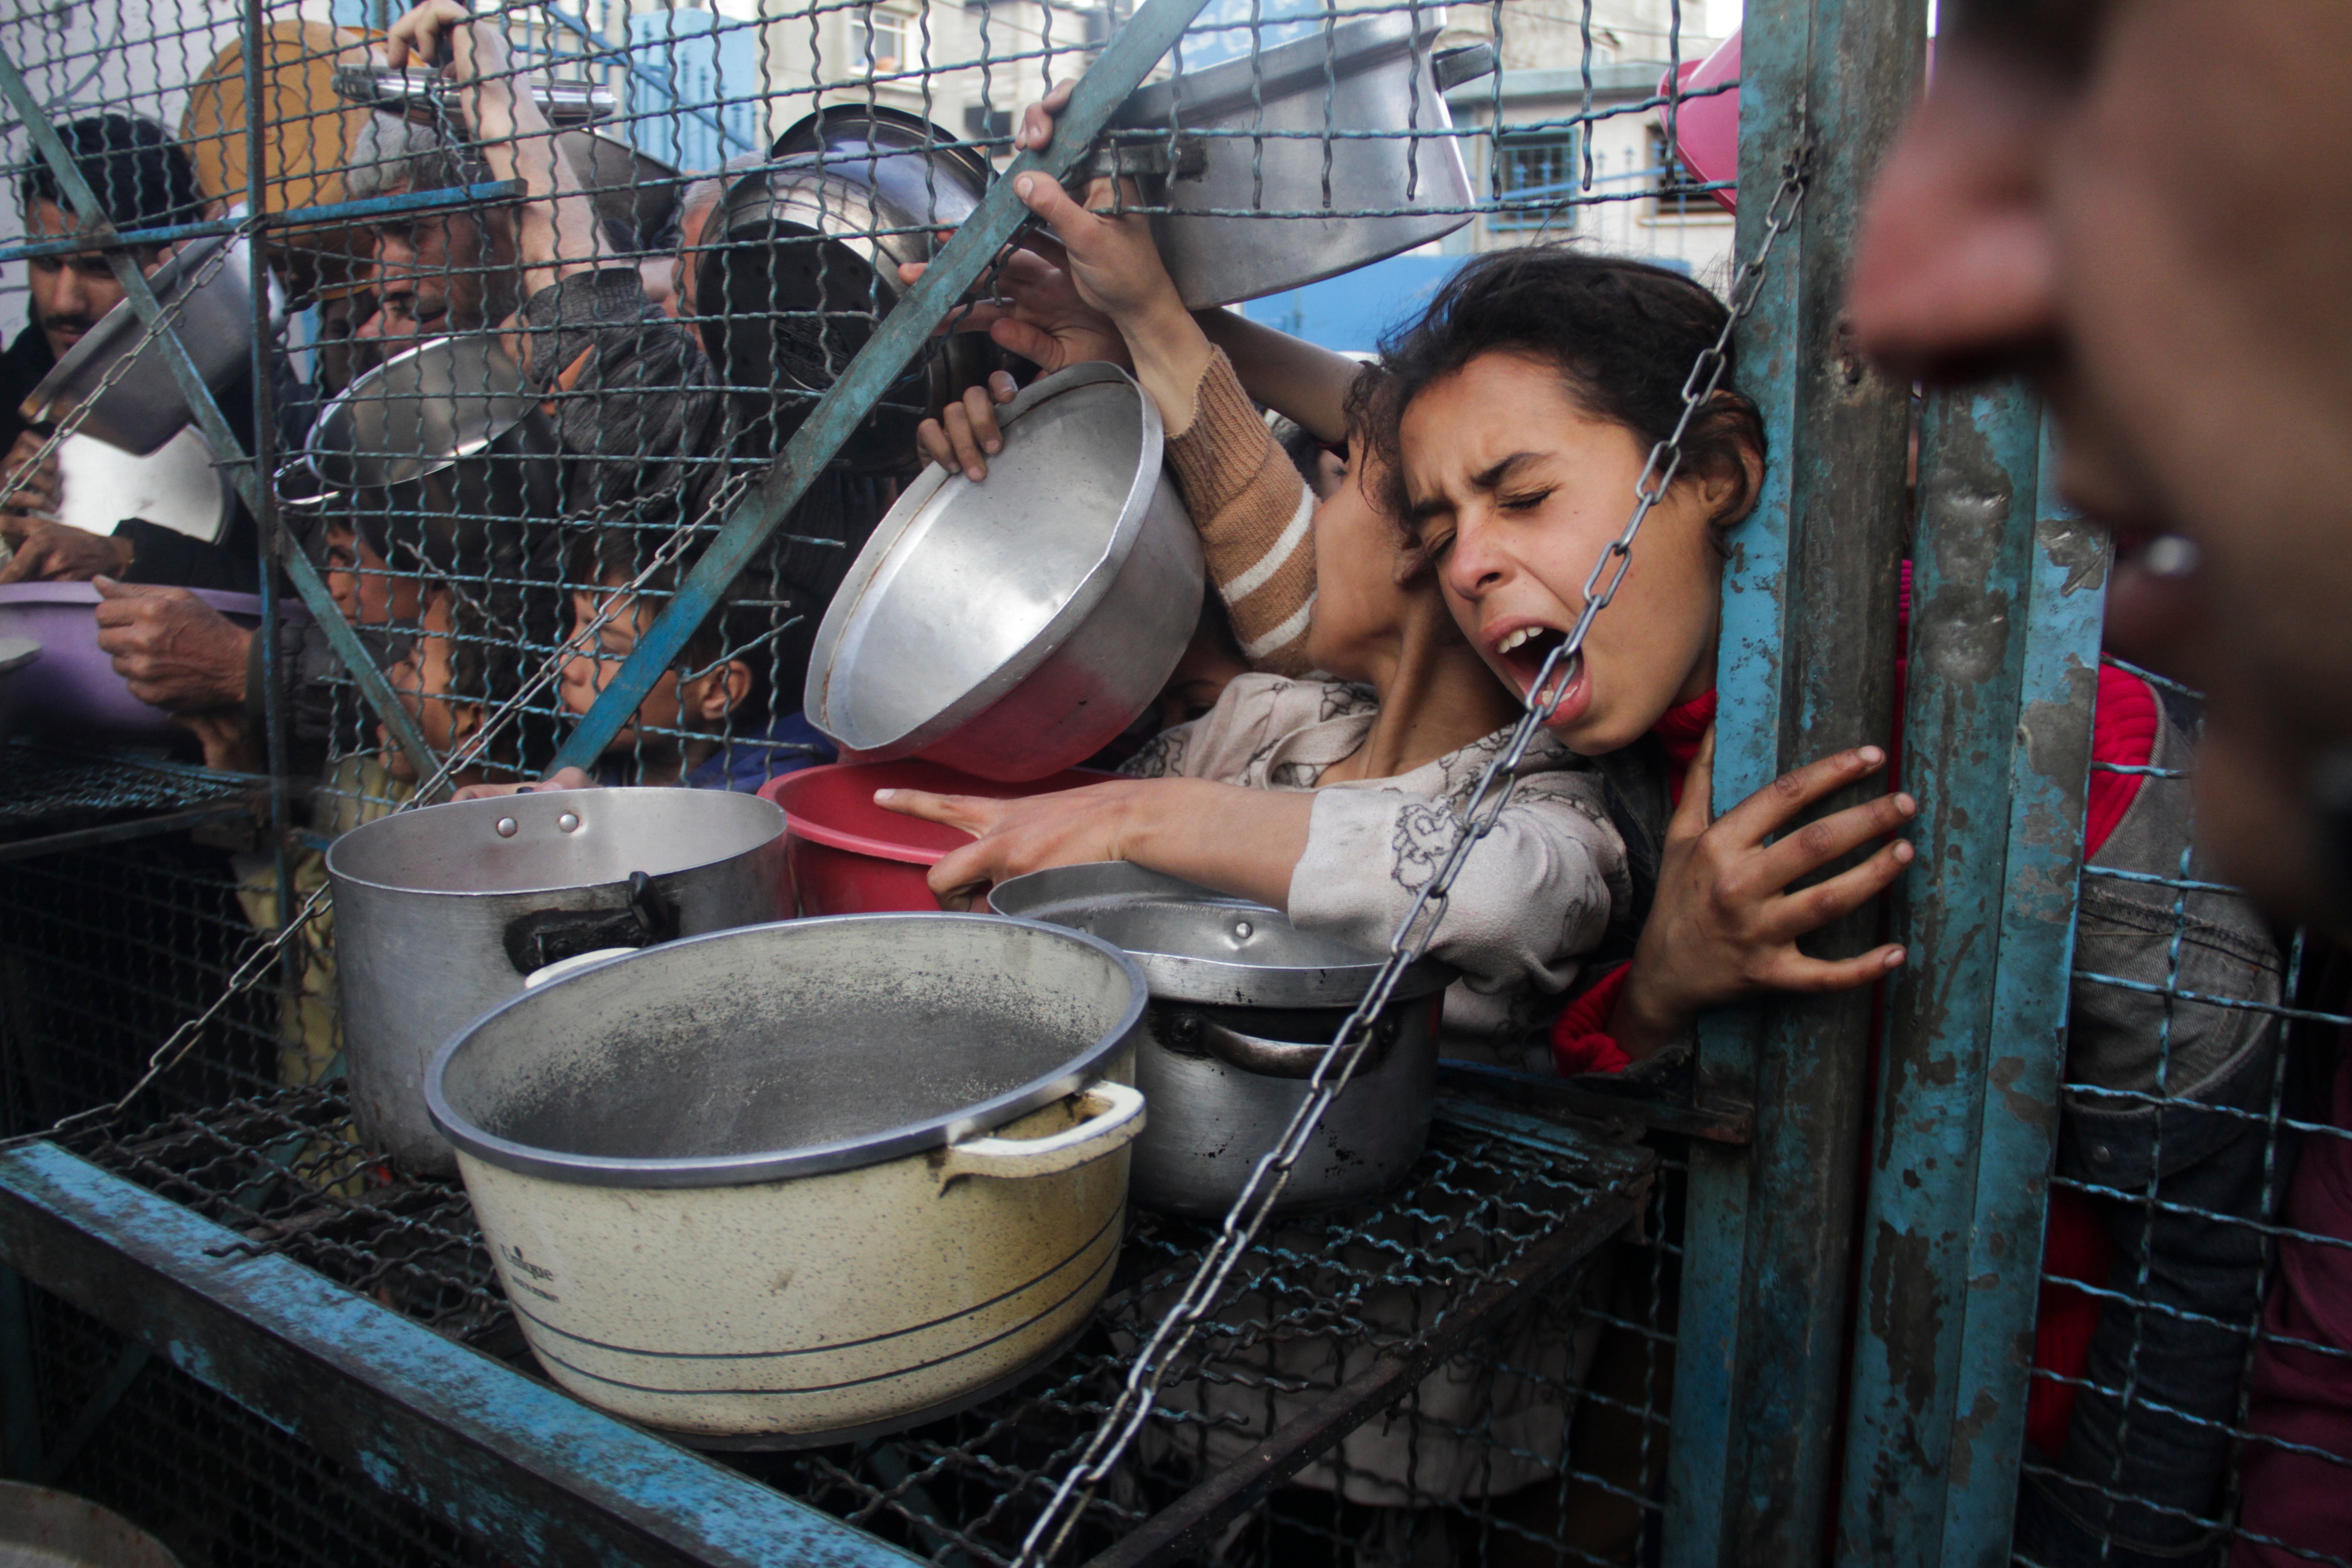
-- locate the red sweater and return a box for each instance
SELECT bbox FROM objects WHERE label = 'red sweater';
[1549,664,2161,1459]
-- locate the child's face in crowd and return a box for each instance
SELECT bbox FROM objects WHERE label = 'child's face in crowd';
[559,578,749,756]
[1303,444,1426,681]
[380,588,481,784]
[324,524,425,627]
[1400,351,1736,755]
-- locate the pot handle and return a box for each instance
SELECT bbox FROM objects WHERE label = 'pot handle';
[935,1081,1146,1185]
[1162,1010,1402,1081]
[501,870,680,975]
[1433,42,1499,92]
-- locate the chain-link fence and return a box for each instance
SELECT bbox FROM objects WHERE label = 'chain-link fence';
[0,0,2343,1565]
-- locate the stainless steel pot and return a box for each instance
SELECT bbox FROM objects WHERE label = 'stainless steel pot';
[306,334,559,573]
[805,362,1203,782]
[1089,11,1495,307]
[699,106,998,466]
[326,789,787,1174]
[21,230,274,455]
[990,862,1452,1215]
[426,913,1148,1446]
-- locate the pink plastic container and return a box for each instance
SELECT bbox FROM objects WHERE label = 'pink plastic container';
[1663,31,1740,214]
[760,759,1110,915]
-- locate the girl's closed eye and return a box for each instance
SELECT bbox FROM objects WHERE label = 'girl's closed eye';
[1499,487,1555,513]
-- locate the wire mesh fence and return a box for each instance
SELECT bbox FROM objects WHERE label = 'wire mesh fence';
[2012,657,2352,1568]
[4,1,2344,1567]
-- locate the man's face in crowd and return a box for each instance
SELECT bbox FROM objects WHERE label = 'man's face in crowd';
[363,191,493,343]
[1850,0,2352,921]
[22,199,150,361]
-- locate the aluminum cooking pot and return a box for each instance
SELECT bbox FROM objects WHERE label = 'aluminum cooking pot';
[699,105,998,466]
[21,230,274,455]
[426,913,1148,1446]
[1085,10,1495,307]
[990,862,1452,1215]
[805,362,1202,781]
[306,334,560,574]
[326,789,786,1174]
[0,1480,183,1568]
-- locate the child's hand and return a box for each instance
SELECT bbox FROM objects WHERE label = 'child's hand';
[876,780,1147,909]
[384,0,511,93]
[914,371,1018,482]
[451,766,597,803]
[1608,728,1917,1058]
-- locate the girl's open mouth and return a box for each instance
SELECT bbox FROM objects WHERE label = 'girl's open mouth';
[1493,621,1568,689]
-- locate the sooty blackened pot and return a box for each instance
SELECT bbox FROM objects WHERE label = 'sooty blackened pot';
[990,862,1452,1215]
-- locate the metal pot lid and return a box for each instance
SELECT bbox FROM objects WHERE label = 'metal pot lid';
[426,913,1148,1187]
[307,334,537,492]
[989,862,1454,1009]
[804,363,1172,757]
[1116,9,1446,127]
[325,788,782,900]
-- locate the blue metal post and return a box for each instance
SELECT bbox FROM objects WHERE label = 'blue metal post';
[1664,1,1927,1562]
[1835,384,2047,1560]
[1837,398,2102,1567]
[549,0,1217,774]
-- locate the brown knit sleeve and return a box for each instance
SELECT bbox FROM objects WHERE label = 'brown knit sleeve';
[1163,348,1316,677]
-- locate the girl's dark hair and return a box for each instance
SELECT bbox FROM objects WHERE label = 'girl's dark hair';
[1364,246,1764,539]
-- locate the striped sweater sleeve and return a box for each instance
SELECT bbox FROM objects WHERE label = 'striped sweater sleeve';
[1162,348,1318,677]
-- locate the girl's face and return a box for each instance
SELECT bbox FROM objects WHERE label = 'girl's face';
[1303,444,1424,681]
[1398,352,1732,755]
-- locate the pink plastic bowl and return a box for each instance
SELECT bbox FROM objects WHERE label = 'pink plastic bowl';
[0,582,300,743]
[760,758,1111,915]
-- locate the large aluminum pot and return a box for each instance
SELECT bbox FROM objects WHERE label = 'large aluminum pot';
[990,863,1451,1215]
[805,362,1203,781]
[21,230,274,455]
[327,789,786,1175]
[1091,11,1495,307]
[426,913,1148,1446]
[701,106,997,466]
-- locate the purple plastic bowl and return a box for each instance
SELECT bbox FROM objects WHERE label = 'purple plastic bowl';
[0,582,304,744]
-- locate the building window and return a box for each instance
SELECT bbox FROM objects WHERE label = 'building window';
[1650,125,1719,219]
[854,8,914,75]
[1490,129,1580,232]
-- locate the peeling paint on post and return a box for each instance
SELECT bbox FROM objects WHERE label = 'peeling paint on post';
[1837,383,2044,1563]
[1834,395,2103,1567]
[1937,437,2104,1567]
[1664,2,1927,1563]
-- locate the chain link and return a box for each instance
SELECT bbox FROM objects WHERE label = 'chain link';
[1010,145,1811,1568]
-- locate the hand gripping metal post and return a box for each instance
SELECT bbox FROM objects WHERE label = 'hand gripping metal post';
[1008,156,1813,1568]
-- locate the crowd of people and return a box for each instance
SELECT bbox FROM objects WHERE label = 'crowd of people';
[0,0,2345,1561]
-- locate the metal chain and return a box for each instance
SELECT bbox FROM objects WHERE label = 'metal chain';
[1011,147,1811,1568]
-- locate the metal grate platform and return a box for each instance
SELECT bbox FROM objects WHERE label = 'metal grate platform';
[0,740,267,862]
[63,1082,1654,1567]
